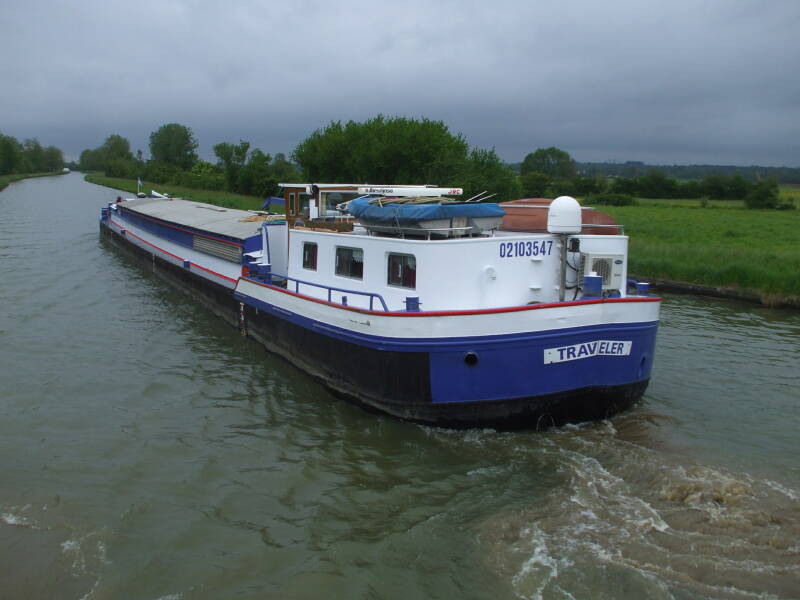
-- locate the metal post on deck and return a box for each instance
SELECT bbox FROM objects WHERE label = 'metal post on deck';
[558,234,568,302]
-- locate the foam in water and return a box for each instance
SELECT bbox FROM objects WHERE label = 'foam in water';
[1,512,29,526]
[481,421,800,599]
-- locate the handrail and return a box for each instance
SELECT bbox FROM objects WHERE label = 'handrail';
[364,224,479,240]
[268,273,390,312]
[500,224,625,235]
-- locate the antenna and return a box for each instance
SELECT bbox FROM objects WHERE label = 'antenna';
[464,191,497,203]
[464,191,488,202]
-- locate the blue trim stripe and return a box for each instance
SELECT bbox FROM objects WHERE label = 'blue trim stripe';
[235,290,658,352]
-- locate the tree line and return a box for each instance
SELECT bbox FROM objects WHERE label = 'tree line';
[0,132,64,175]
[576,161,800,185]
[518,147,790,210]
[80,116,521,202]
[78,118,791,210]
[79,124,300,198]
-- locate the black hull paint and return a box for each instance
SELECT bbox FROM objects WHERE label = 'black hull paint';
[101,221,648,429]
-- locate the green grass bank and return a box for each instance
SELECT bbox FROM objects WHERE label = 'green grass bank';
[84,174,269,212]
[0,171,66,192]
[601,203,800,305]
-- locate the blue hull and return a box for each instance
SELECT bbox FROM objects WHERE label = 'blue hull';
[236,288,658,426]
[427,321,657,404]
[102,220,658,428]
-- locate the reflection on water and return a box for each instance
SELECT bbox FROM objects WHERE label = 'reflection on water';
[0,174,798,599]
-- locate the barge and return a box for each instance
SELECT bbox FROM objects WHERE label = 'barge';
[99,184,660,428]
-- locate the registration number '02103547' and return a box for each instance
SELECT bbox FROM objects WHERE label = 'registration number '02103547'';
[499,240,554,258]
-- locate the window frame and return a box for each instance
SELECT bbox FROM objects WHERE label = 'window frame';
[335,246,364,280]
[387,253,417,290]
[302,241,318,271]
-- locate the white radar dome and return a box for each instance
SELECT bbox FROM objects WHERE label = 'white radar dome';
[547,196,582,234]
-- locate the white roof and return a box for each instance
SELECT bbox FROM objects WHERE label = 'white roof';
[123,198,264,240]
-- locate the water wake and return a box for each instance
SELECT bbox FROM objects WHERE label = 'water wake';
[479,417,800,599]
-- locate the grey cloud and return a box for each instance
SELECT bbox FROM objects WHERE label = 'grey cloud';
[1,0,798,166]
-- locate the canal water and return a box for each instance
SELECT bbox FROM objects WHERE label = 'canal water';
[1,173,798,599]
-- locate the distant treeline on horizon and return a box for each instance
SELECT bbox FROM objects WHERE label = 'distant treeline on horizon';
[74,116,800,207]
[509,160,800,184]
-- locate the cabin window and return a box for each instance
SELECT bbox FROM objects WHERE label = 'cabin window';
[299,193,311,218]
[335,246,363,279]
[302,242,317,270]
[387,253,416,289]
[289,192,296,215]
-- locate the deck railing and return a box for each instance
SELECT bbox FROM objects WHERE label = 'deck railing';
[267,273,390,312]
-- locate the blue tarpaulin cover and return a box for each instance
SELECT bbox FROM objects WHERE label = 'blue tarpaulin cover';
[262,196,286,210]
[348,196,505,225]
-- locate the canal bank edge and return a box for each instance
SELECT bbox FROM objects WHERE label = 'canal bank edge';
[0,171,68,192]
[633,274,800,309]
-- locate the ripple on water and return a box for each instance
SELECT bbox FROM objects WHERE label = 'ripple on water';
[479,419,800,600]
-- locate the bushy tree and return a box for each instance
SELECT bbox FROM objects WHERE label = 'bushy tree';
[22,138,45,172]
[726,174,750,199]
[637,169,677,198]
[700,173,753,200]
[744,179,781,209]
[189,160,225,189]
[78,134,134,174]
[105,158,137,178]
[79,148,103,171]
[144,160,180,184]
[573,175,603,196]
[0,132,64,174]
[610,177,638,196]
[270,152,299,182]
[149,123,198,170]
[546,179,578,198]
[677,180,703,199]
[237,148,271,196]
[520,171,550,197]
[0,133,23,174]
[101,134,133,162]
[42,146,64,171]
[520,147,576,179]
[214,140,250,191]
[293,116,518,201]
[294,116,469,185]
[458,148,521,203]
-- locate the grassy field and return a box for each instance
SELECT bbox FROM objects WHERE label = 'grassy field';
[780,184,800,206]
[0,171,66,192]
[600,202,800,301]
[84,174,270,212]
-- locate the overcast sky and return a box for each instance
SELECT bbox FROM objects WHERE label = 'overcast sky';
[1,0,798,166]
